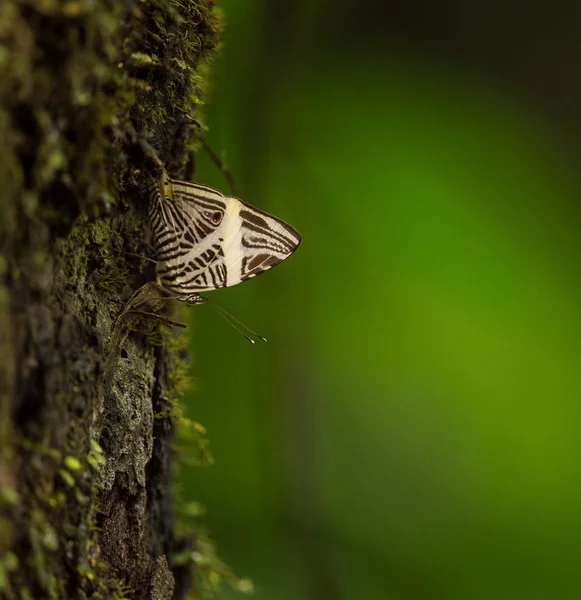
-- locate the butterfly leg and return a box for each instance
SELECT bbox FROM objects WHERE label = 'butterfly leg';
[102,282,187,395]
[121,282,187,328]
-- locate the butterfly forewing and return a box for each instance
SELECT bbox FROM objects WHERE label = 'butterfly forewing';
[149,175,301,297]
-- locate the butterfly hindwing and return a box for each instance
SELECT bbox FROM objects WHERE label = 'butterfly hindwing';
[149,175,301,297]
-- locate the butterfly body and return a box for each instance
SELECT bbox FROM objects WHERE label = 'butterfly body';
[149,174,301,298]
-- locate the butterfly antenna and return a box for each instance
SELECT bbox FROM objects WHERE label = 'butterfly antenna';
[200,296,267,343]
[209,301,267,343]
[117,249,158,265]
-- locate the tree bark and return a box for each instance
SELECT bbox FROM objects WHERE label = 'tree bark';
[0,1,220,598]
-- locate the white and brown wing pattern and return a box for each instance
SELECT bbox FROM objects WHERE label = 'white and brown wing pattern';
[148,173,301,297]
[235,199,302,282]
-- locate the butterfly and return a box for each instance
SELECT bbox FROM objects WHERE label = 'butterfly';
[148,171,301,304]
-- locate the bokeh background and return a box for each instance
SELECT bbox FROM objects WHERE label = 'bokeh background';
[184,1,581,598]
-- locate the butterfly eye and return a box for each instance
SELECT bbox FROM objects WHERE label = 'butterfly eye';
[210,211,223,225]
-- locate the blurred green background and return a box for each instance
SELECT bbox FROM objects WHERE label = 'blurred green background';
[184,1,581,598]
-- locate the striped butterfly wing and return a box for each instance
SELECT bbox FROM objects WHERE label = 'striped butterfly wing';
[149,174,301,297]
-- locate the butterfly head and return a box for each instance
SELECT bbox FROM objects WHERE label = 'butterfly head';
[185,293,206,305]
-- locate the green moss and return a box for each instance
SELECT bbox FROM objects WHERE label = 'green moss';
[0,551,18,594]
[171,529,255,600]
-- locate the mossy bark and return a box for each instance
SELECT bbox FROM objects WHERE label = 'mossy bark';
[0,1,220,598]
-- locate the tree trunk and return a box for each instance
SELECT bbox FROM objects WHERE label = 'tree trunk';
[0,1,221,598]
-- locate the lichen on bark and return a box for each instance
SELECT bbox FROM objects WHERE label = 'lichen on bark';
[0,0,222,598]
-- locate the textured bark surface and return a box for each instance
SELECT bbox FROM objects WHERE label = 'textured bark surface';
[0,1,220,598]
